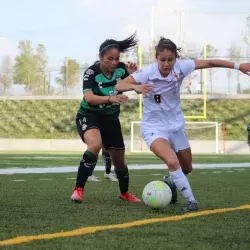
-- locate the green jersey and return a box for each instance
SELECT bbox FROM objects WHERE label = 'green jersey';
[78,62,129,119]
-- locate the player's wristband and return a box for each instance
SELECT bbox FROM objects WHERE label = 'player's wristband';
[234,63,240,70]
[108,96,111,103]
[114,82,119,95]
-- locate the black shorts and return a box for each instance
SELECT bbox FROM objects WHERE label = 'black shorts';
[76,112,125,150]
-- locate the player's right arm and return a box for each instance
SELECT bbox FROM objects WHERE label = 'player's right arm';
[83,68,128,105]
[194,60,250,76]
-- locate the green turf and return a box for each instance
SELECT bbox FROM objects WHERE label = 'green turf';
[0,168,250,249]
[0,153,249,168]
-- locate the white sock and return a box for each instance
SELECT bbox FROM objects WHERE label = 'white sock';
[170,168,196,202]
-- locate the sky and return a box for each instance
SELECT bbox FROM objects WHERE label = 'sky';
[0,0,249,69]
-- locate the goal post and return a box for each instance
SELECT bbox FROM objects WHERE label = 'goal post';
[130,121,221,154]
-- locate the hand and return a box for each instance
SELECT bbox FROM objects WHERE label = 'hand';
[109,94,128,104]
[133,84,153,95]
[239,63,250,76]
[126,61,138,74]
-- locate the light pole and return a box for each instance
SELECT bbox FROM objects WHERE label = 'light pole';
[150,0,158,44]
[173,10,185,47]
[151,4,155,43]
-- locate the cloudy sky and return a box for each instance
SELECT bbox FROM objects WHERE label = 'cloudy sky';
[0,0,249,68]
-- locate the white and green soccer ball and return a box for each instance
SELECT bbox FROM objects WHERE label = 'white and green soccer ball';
[142,181,172,209]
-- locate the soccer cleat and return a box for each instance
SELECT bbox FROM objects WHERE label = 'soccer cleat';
[88,175,100,182]
[119,192,141,203]
[104,172,118,182]
[183,201,198,213]
[71,187,83,203]
[163,175,178,204]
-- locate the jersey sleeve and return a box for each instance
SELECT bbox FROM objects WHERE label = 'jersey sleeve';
[82,68,95,93]
[178,60,195,77]
[131,66,152,84]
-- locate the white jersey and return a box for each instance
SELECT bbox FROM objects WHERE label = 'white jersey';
[132,60,195,131]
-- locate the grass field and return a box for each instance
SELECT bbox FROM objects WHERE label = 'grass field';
[0,153,250,168]
[0,153,250,249]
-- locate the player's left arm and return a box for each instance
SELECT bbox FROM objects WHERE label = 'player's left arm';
[115,76,152,95]
[195,60,250,76]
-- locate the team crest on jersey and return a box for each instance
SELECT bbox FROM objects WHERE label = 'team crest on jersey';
[173,72,179,80]
[86,69,94,75]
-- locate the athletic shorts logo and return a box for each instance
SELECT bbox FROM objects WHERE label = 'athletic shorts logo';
[82,124,87,131]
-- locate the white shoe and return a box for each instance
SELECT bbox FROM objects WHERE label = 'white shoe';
[104,172,118,182]
[88,175,100,182]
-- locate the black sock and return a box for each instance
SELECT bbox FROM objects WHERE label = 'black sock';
[102,150,112,174]
[115,166,129,194]
[182,169,191,175]
[76,150,97,188]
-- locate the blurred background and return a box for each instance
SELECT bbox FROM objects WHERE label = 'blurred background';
[0,0,249,153]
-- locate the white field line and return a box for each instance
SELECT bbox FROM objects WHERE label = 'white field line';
[0,163,250,175]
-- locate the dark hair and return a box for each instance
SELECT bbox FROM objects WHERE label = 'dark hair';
[93,60,100,65]
[99,32,138,56]
[155,37,182,58]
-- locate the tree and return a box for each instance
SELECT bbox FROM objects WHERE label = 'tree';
[227,45,242,93]
[241,15,250,93]
[119,46,139,65]
[148,40,157,64]
[81,63,89,70]
[242,15,250,52]
[34,44,48,94]
[0,56,12,94]
[204,44,218,93]
[180,43,202,94]
[13,41,48,94]
[182,42,201,59]
[56,58,80,94]
[119,52,129,63]
[141,40,157,65]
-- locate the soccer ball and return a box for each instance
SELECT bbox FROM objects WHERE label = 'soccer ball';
[142,181,172,209]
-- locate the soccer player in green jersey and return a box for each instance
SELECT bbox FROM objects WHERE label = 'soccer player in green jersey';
[71,33,141,203]
[87,149,117,182]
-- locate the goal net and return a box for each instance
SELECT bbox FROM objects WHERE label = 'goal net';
[131,121,222,154]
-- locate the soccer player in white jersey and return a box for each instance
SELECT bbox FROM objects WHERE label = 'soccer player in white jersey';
[115,37,250,212]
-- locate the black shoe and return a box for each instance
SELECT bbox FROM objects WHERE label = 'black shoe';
[183,201,198,213]
[163,175,177,204]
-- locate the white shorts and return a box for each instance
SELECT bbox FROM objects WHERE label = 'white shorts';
[141,127,190,153]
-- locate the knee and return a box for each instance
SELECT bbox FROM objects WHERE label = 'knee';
[102,150,111,159]
[181,163,193,175]
[110,150,126,169]
[112,154,126,169]
[182,165,192,175]
[113,158,126,169]
[87,141,102,155]
[167,158,180,171]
